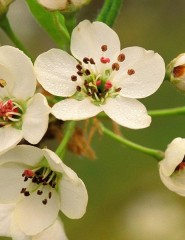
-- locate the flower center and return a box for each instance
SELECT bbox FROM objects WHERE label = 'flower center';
[71,44,135,104]
[20,166,59,205]
[0,99,23,127]
[175,156,185,171]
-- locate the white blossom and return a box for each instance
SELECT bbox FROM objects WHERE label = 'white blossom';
[0,46,50,154]
[37,0,89,11]
[167,53,185,91]
[159,137,185,196]
[0,145,88,237]
[35,20,165,129]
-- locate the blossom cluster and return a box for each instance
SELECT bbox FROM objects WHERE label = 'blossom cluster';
[3,17,184,239]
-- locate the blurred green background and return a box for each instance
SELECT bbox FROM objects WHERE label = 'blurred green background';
[1,0,185,239]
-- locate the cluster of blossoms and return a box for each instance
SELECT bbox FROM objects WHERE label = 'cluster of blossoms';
[2,15,185,239]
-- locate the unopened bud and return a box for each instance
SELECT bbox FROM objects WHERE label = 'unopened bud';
[167,54,185,91]
[37,0,90,12]
[0,0,14,18]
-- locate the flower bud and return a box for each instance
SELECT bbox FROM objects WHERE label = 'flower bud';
[0,0,14,19]
[37,0,90,12]
[159,137,185,196]
[167,53,185,91]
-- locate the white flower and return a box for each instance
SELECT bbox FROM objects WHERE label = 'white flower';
[37,0,89,11]
[34,20,165,129]
[0,46,50,154]
[0,203,68,240]
[167,53,185,91]
[0,145,88,237]
[159,137,185,196]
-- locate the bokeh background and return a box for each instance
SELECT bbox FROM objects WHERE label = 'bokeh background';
[1,0,185,239]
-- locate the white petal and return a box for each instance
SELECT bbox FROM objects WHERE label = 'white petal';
[113,47,165,98]
[0,163,28,203]
[71,20,120,63]
[42,149,88,219]
[59,175,88,219]
[159,166,185,196]
[34,49,80,97]
[160,138,185,176]
[52,98,102,121]
[11,211,31,240]
[0,46,36,100]
[101,96,151,129]
[33,218,68,240]
[0,64,14,98]
[22,93,50,144]
[0,145,43,166]
[0,203,15,237]
[14,187,60,235]
[0,126,23,155]
[37,0,67,10]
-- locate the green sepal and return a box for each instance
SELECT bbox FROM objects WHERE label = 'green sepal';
[26,0,70,50]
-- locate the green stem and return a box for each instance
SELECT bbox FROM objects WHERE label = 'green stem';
[101,124,164,161]
[148,106,185,117]
[0,16,33,60]
[96,0,123,27]
[96,0,112,23]
[55,121,76,158]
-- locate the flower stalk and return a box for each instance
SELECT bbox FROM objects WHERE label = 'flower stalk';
[96,0,124,27]
[56,121,76,158]
[101,123,164,161]
[148,106,185,117]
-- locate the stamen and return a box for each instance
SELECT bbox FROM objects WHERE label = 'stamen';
[76,64,83,71]
[77,71,83,76]
[127,69,135,75]
[115,87,122,92]
[100,57,110,64]
[96,80,102,86]
[83,57,90,64]
[24,191,30,196]
[76,86,81,92]
[112,63,120,71]
[89,58,95,65]
[101,45,108,52]
[0,79,7,88]
[49,192,52,199]
[71,75,77,81]
[37,190,43,195]
[42,199,47,205]
[105,81,112,90]
[117,53,125,62]
[85,69,91,75]
[20,188,26,193]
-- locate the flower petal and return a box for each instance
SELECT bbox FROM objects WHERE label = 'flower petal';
[0,64,14,98]
[0,145,43,166]
[14,187,60,235]
[33,218,68,240]
[42,149,88,219]
[34,49,80,97]
[0,46,36,100]
[37,0,66,10]
[113,47,165,98]
[0,203,15,237]
[0,163,28,203]
[22,93,50,144]
[52,98,102,121]
[160,138,185,177]
[71,20,120,63]
[101,96,151,129]
[0,126,23,155]
[59,175,88,219]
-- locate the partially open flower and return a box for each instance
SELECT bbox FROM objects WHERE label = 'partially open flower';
[159,137,185,196]
[0,46,50,154]
[37,0,90,11]
[167,53,185,91]
[0,145,88,237]
[35,20,165,129]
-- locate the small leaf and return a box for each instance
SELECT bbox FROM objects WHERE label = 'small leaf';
[26,0,70,50]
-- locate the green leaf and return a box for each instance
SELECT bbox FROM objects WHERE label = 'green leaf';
[26,0,70,50]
